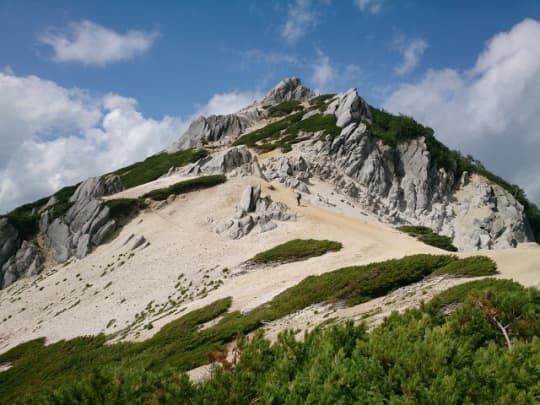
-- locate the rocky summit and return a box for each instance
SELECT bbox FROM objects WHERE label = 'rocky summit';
[1,77,540,403]
[0,77,537,288]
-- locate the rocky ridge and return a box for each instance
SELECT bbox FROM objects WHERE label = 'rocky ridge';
[167,77,314,152]
[259,88,534,250]
[0,175,124,288]
[42,174,124,263]
[0,77,536,288]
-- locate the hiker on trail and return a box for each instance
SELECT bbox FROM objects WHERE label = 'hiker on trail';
[296,192,302,206]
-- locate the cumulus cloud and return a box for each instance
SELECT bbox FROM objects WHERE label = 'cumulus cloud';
[282,0,317,43]
[195,91,262,116]
[39,20,158,65]
[0,72,258,212]
[384,18,540,204]
[394,37,428,76]
[354,0,384,14]
[311,50,334,91]
[309,50,362,93]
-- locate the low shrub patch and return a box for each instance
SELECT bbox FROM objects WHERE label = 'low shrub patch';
[0,254,502,402]
[432,255,497,277]
[112,149,208,189]
[105,198,142,219]
[234,111,339,153]
[140,175,226,201]
[251,239,343,264]
[267,100,304,117]
[398,225,458,252]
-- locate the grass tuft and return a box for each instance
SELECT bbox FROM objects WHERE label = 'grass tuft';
[432,255,497,277]
[398,225,458,252]
[112,149,208,189]
[140,175,226,201]
[251,239,343,265]
[267,100,304,117]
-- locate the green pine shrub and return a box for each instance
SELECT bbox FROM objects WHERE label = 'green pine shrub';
[140,175,226,201]
[250,239,343,264]
[398,225,458,251]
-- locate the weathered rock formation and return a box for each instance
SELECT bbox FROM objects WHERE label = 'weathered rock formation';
[43,174,123,263]
[259,77,315,106]
[0,218,19,271]
[262,88,534,250]
[178,145,265,178]
[1,241,42,288]
[168,77,314,152]
[215,185,296,239]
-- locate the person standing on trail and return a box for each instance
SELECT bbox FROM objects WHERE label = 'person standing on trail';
[296,192,302,206]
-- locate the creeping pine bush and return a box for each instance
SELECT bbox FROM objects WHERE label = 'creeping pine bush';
[251,239,343,264]
[19,279,540,404]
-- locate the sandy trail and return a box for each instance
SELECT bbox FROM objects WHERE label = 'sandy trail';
[0,175,539,355]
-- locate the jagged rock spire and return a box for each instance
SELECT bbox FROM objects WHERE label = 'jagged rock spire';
[259,77,315,106]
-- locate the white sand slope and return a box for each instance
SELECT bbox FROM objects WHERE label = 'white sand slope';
[1,175,539,356]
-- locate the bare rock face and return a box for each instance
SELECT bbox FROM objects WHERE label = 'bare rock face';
[168,113,261,152]
[263,87,534,251]
[45,174,123,263]
[263,156,311,194]
[259,77,315,106]
[324,88,371,128]
[216,185,296,239]
[181,145,262,178]
[0,218,20,271]
[168,78,314,153]
[69,175,123,203]
[1,241,42,288]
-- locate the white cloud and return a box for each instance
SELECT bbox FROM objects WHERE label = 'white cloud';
[282,0,317,44]
[384,18,540,204]
[354,0,384,14]
[0,72,257,213]
[394,37,428,76]
[195,91,263,116]
[311,50,334,91]
[309,51,362,93]
[39,20,158,66]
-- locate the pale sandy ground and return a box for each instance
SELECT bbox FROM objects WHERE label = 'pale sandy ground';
[1,171,539,375]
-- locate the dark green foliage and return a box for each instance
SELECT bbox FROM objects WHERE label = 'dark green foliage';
[309,93,335,111]
[251,239,343,264]
[0,298,234,402]
[263,254,456,310]
[5,210,38,241]
[23,279,540,404]
[112,149,208,189]
[3,183,80,241]
[398,225,458,251]
[52,184,80,204]
[267,100,304,117]
[233,112,303,148]
[233,111,339,152]
[369,106,434,147]
[0,254,489,402]
[140,175,226,201]
[49,201,74,220]
[289,113,340,139]
[18,367,196,404]
[432,255,498,277]
[104,198,141,219]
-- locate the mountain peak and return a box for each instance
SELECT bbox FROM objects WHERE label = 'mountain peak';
[259,77,315,106]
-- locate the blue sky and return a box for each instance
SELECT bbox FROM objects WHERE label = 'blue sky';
[1,0,540,212]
